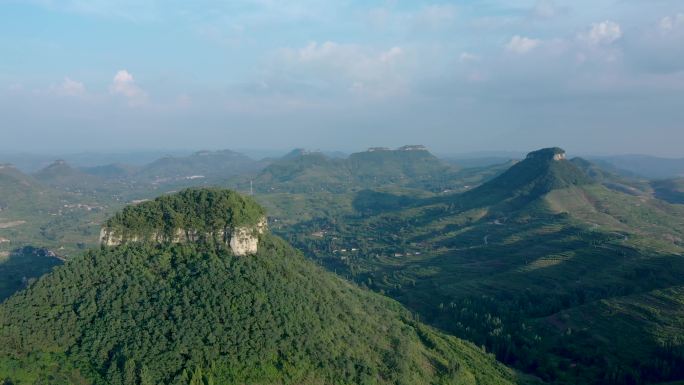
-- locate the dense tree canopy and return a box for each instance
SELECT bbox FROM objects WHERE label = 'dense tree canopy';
[104,188,266,239]
[0,232,529,384]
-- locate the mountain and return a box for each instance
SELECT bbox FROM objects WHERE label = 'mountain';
[255,151,350,192]
[0,162,109,256]
[0,163,56,217]
[569,157,652,196]
[0,188,533,385]
[282,147,684,384]
[590,154,684,179]
[253,146,460,193]
[81,163,138,179]
[134,150,265,184]
[463,148,590,206]
[651,178,684,204]
[33,159,103,190]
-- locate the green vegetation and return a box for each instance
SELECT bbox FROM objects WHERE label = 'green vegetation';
[104,188,265,240]
[5,147,684,384]
[33,160,100,190]
[0,247,62,301]
[652,178,684,204]
[0,189,531,385]
[251,146,463,193]
[280,149,684,384]
[133,150,263,184]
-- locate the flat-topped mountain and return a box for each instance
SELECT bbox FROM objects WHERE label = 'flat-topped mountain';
[0,188,532,385]
[100,188,267,256]
[467,147,591,205]
[134,150,264,183]
[254,145,459,193]
[286,147,684,384]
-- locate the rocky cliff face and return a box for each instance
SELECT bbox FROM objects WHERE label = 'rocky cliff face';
[100,217,267,256]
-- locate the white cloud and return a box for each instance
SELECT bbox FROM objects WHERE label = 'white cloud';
[659,13,684,32]
[276,41,409,98]
[505,36,541,54]
[109,70,147,106]
[53,77,86,97]
[459,52,480,62]
[286,41,404,75]
[380,46,404,63]
[579,21,622,45]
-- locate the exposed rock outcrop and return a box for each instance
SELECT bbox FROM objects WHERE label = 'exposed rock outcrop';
[99,188,268,256]
[100,218,267,256]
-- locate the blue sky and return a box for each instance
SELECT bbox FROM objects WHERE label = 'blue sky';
[1,0,683,156]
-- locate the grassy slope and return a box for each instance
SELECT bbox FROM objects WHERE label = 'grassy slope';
[652,178,684,204]
[279,156,684,383]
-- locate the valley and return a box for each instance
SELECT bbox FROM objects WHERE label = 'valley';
[1,146,684,384]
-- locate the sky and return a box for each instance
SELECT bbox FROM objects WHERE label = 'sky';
[0,0,683,156]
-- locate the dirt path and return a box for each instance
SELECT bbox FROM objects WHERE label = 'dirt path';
[0,220,26,229]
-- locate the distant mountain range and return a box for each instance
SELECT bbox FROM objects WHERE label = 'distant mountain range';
[589,154,684,179]
[253,145,461,193]
[2,144,684,384]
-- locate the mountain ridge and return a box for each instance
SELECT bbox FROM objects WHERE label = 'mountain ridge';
[0,188,534,385]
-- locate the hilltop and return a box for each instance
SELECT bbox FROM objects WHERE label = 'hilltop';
[283,147,684,384]
[0,164,60,232]
[462,148,590,205]
[33,159,101,189]
[134,150,265,184]
[252,145,459,193]
[0,188,533,385]
[100,189,267,256]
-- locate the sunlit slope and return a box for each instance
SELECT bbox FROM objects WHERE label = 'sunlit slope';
[253,146,461,193]
[285,148,684,384]
[0,188,532,385]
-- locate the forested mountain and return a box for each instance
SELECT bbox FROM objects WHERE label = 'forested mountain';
[33,159,103,189]
[253,146,460,193]
[133,150,266,184]
[570,158,653,196]
[82,163,138,179]
[651,178,684,204]
[591,154,684,179]
[283,148,684,384]
[0,164,52,214]
[0,188,534,385]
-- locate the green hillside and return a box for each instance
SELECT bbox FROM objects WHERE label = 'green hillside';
[0,247,62,301]
[82,163,138,179]
[33,160,104,190]
[134,150,264,184]
[652,178,684,204]
[282,148,684,384]
[0,188,533,385]
[0,164,56,212]
[252,146,461,193]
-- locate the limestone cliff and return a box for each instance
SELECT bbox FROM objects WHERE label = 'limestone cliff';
[99,218,267,256]
[99,188,268,256]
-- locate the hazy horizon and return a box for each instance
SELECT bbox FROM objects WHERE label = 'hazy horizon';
[2,1,683,156]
